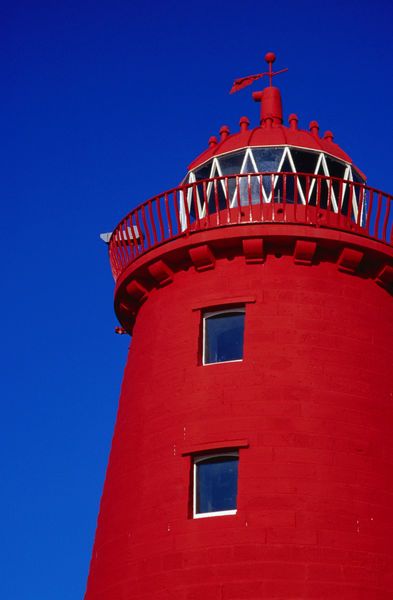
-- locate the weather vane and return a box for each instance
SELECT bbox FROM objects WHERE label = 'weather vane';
[230,52,288,94]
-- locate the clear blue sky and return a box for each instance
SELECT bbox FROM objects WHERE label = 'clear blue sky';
[1,1,392,598]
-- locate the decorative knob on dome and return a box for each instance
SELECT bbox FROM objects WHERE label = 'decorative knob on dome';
[309,120,320,138]
[288,114,299,130]
[239,116,250,132]
[219,125,230,140]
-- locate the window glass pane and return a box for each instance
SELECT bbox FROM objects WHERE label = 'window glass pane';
[252,147,283,172]
[249,149,283,200]
[325,156,346,180]
[239,175,262,206]
[194,162,212,181]
[318,156,346,210]
[208,181,229,213]
[350,168,366,225]
[274,172,296,204]
[196,455,238,514]
[352,168,365,184]
[274,156,295,203]
[219,151,245,175]
[187,164,212,220]
[290,149,319,174]
[204,311,245,364]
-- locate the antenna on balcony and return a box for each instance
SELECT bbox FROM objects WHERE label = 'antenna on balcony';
[100,232,112,244]
[100,226,142,245]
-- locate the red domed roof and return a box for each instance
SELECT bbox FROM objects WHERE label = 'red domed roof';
[188,53,360,175]
[188,115,353,170]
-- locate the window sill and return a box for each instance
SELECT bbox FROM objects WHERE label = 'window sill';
[194,509,237,519]
[202,359,243,366]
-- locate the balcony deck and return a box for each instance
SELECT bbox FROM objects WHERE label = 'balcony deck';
[108,172,393,281]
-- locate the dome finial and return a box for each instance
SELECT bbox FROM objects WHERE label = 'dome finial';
[264,52,277,87]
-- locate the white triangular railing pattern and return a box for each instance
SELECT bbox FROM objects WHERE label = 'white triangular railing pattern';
[186,148,362,219]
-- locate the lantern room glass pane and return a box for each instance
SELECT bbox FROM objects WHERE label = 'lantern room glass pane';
[290,149,319,175]
[193,163,212,181]
[252,147,283,172]
[208,180,229,213]
[219,151,245,175]
[325,156,346,180]
[352,169,365,184]
[203,310,245,364]
[195,454,239,515]
[239,174,262,206]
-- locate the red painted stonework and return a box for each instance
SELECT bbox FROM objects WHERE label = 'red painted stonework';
[86,239,393,599]
[86,53,393,599]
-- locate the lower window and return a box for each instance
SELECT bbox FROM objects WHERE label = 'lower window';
[193,452,239,518]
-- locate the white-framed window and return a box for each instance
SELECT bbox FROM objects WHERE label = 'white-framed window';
[202,307,245,365]
[193,452,239,519]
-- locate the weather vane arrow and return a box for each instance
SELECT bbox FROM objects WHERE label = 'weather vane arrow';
[230,52,288,94]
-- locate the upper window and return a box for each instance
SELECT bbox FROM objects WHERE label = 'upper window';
[203,308,245,365]
[194,452,239,518]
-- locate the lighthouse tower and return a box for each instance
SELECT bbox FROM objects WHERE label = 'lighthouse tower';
[85,53,393,598]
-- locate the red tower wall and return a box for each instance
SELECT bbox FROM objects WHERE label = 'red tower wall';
[86,231,393,599]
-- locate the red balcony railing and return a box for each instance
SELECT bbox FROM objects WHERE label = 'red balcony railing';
[109,172,393,281]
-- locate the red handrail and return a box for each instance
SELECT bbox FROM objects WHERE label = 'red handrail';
[109,172,393,281]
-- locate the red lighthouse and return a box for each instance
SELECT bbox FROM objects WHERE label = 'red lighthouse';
[85,53,393,598]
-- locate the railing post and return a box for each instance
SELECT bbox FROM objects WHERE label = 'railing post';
[338,179,344,228]
[235,176,241,223]
[365,189,373,237]
[172,190,182,235]
[247,174,253,222]
[305,175,310,223]
[181,185,191,233]
[293,174,298,222]
[225,176,232,224]
[382,194,390,243]
[192,183,201,228]
[148,201,158,245]
[258,174,264,222]
[116,223,127,268]
[157,195,166,242]
[202,180,208,224]
[124,217,133,261]
[375,193,383,240]
[316,176,321,222]
[326,177,332,226]
[213,178,220,226]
